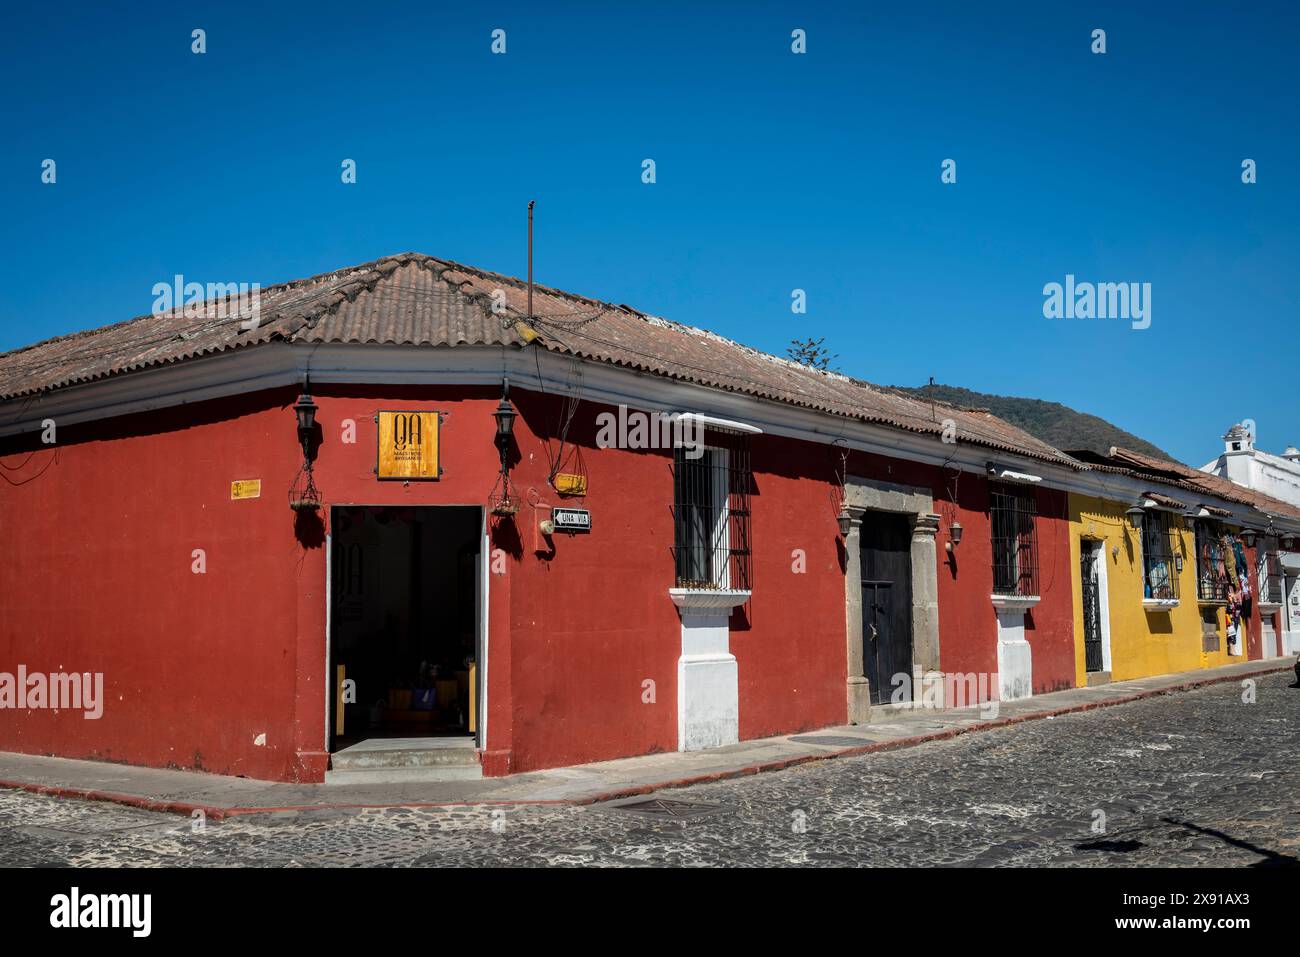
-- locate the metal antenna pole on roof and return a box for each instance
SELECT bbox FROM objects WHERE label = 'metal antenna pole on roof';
[527,200,535,322]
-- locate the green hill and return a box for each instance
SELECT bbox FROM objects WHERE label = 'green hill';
[889,383,1175,463]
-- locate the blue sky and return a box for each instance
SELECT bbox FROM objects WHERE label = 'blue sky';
[2,1,1296,465]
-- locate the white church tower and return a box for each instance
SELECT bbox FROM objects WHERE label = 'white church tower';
[1202,422,1300,508]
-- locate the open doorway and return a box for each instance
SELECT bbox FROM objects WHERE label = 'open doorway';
[328,505,483,755]
[1285,564,1300,655]
[1080,539,1112,682]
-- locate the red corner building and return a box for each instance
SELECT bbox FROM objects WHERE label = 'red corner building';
[0,254,1085,782]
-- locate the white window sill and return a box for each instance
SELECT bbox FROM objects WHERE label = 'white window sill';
[990,593,1041,611]
[669,588,752,610]
[1143,599,1180,610]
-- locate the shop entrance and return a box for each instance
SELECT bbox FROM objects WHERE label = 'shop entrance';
[1286,567,1300,655]
[328,505,483,755]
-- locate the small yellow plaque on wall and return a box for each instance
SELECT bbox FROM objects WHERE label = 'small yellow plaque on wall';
[231,479,262,500]
[377,411,441,480]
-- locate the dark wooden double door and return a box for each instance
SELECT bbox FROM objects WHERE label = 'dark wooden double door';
[860,512,914,705]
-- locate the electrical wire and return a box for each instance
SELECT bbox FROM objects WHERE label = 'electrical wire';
[0,447,58,485]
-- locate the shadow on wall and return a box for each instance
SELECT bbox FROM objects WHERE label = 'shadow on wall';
[294,509,326,548]
[1147,611,1174,635]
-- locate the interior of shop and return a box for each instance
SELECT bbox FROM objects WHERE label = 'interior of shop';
[329,505,482,751]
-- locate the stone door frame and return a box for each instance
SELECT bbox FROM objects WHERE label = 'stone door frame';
[842,476,941,723]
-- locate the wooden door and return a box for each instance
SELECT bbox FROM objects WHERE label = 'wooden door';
[860,513,914,705]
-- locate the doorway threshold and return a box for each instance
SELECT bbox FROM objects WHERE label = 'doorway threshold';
[326,736,481,785]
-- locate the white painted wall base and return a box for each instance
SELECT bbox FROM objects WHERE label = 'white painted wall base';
[670,589,748,751]
[678,648,738,751]
[994,607,1034,702]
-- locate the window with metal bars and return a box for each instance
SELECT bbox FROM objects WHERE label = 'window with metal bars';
[671,430,752,591]
[1194,519,1228,602]
[1259,534,1284,604]
[990,483,1039,596]
[1140,510,1180,600]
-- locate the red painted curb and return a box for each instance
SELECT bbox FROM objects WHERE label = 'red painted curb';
[0,781,236,821]
[2,663,1288,819]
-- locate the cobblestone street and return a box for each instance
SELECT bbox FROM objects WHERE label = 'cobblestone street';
[3,672,1297,868]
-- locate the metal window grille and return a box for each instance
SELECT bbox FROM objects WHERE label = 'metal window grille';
[1260,535,1284,604]
[1140,510,1180,600]
[1194,520,1228,602]
[672,431,751,590]
[990,483,1039,596]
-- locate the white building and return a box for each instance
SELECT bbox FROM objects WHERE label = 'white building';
[1202,423,1300,507]
[1202,423,1300,655]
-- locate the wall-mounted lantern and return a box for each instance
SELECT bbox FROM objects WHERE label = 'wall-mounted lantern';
[837,508,853,538]
[489,377,519,517]
[493,378,518,449]
[289,381,321,512]
[1125,505,1145,530]
[944,520,963,555]
[1240,528,1258,549]
[294,389,318,458]
[1283,534,1297,551]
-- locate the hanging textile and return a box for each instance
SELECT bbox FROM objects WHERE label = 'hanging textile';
[1232,539,1249,583]
[1223,536,1241,588]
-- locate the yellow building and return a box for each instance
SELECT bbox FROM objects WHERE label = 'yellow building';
[1068,493,1237,685]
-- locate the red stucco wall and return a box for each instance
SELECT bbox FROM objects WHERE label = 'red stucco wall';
[1,379,1079,782]
[840,451,1076,703]
[737,435,847,740]
[0,389,310,780]
[1244,542,1263,661]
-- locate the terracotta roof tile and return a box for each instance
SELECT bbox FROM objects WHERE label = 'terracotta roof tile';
[0,252,1076,465]
[1107,447,1300,522]
[1142,491,1187,510]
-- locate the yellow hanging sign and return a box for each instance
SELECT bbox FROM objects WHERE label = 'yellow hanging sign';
[377,411,440,480]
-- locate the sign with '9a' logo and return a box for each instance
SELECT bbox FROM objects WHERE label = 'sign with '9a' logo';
[377,411,441,480]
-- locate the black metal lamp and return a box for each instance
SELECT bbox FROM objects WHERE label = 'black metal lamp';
[1126,505,1145,529]
[493,378,517,448]
[837,508,852,537]
[488,378,519,517]
[294,389,318,458]
[289,383,322,512]
[1283,534,1297,551]
[1240,528,1258,548]
[949,521,963,547]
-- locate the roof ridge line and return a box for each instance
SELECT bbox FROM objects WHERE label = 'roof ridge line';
[0,251,440,362]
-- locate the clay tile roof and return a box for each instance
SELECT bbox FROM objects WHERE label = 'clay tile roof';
[1107,446,1300,522]
[0,252,1078,466]
[1142,491,1187,510]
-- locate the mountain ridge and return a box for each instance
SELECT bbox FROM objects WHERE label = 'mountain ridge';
[888,383,1176,463]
